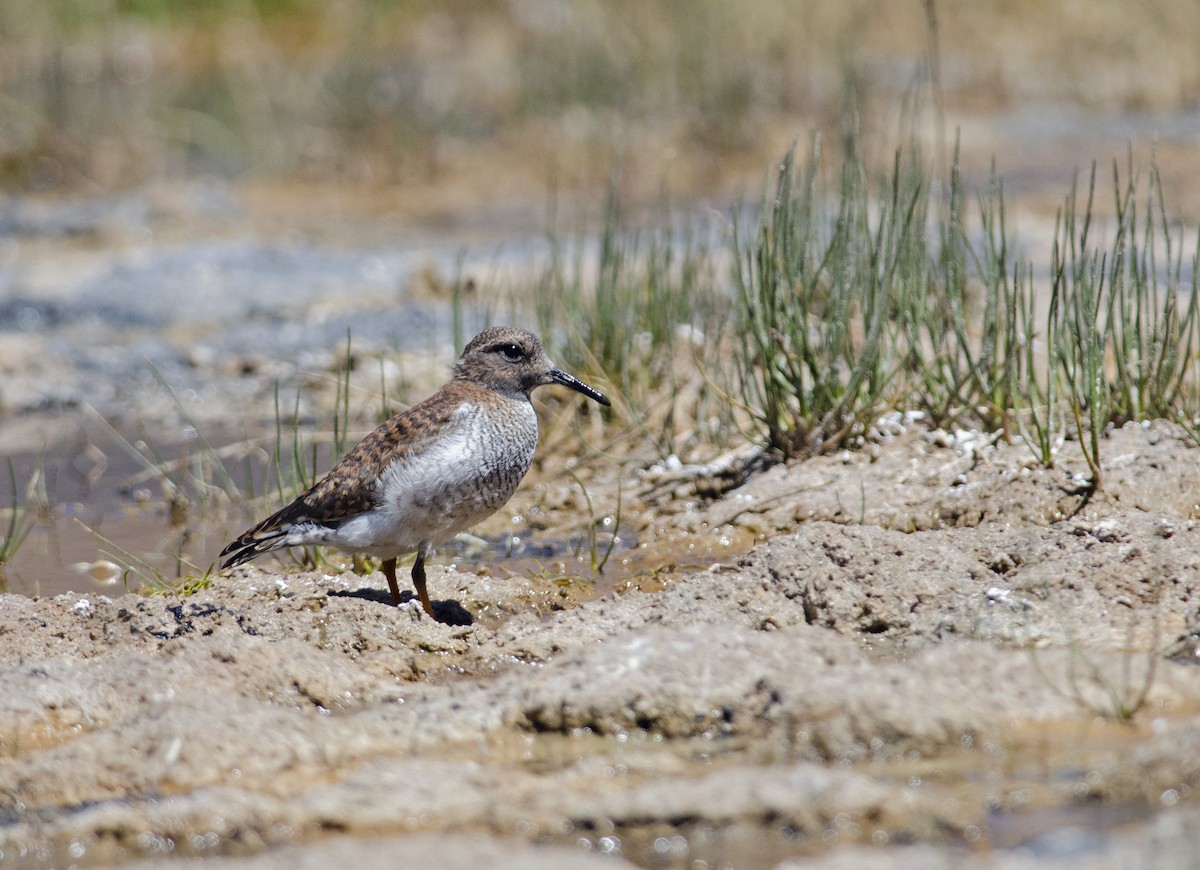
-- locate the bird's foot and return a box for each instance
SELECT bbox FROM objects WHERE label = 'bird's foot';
[393,591,475,626]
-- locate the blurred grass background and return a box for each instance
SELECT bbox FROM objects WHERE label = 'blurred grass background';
[2,0,1198,204]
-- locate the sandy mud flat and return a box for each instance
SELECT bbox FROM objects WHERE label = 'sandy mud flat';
[3,418,1200,868]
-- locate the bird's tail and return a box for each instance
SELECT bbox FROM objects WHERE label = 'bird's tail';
[219,531,288,569]
[219,509,296,569]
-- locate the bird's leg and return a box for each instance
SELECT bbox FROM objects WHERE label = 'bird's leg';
[383,557,401,606]
[411,552,436,619]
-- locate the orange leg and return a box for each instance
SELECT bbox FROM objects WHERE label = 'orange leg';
[382,557,401,606]
[411,552,436,619]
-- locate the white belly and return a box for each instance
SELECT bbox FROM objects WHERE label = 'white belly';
[332,399,538,558]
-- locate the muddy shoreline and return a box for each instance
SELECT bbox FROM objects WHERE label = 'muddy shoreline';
[2,419,1200,868]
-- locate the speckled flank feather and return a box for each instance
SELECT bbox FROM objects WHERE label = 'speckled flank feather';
[219,386,468,566]
[219,326,611,619]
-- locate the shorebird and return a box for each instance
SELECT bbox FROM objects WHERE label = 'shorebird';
[220,326,611,619]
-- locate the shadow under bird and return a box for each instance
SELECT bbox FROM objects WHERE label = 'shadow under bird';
[220,326,611,620]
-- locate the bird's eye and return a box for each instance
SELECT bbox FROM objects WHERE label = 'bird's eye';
[497,343,524,362]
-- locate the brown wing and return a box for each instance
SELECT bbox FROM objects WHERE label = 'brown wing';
[219,388,466,567]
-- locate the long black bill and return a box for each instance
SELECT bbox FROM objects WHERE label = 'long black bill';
[550,368,612,406]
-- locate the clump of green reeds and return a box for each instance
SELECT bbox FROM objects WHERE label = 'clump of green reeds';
[0,458,35,574]
[266,330,373,573]
[271,332,354,510]
[732,133,1200,488]
[533,176,732,458]
[733,131,911,457]
[1045,158,1200,494]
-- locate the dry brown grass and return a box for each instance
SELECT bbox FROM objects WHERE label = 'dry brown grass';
[3,1,1198,200]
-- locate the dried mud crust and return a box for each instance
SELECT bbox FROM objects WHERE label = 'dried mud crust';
[637,419,1200,534]
[2,421,1200,867]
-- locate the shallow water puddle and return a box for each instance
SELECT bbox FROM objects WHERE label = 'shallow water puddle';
[4,423,691,602]
[12,717,1189,870]
[3,440,760,622]
[415,713,1188,868]
[5,503,739,612]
